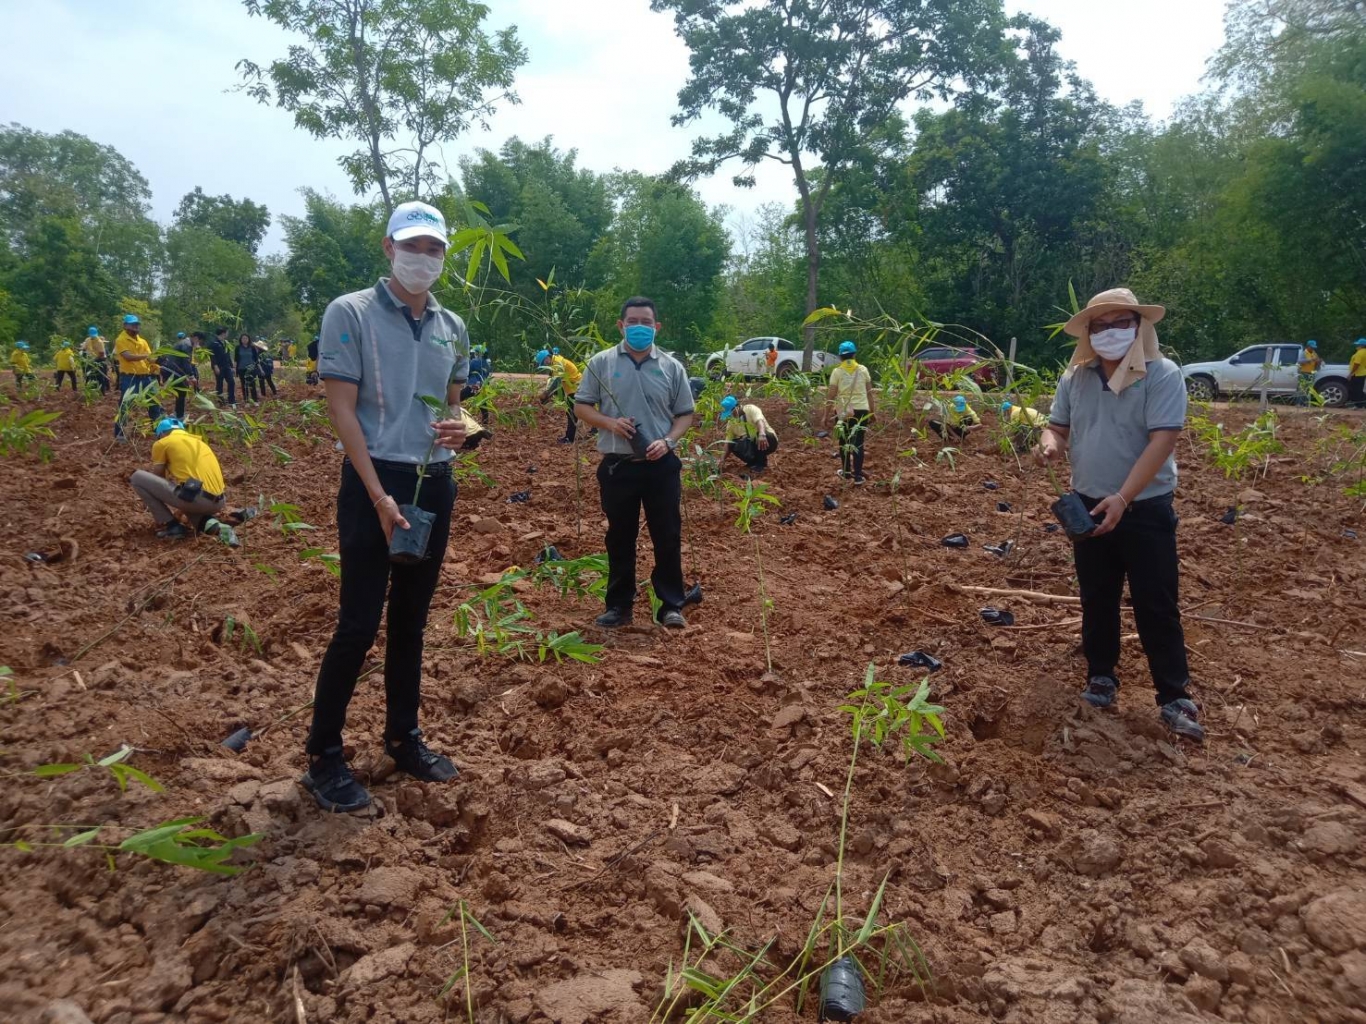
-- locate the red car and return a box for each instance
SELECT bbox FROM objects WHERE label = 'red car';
[910,345,999,387]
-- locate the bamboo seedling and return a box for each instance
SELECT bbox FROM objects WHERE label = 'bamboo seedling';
[726,479,781,674]
[435,900,497,1021]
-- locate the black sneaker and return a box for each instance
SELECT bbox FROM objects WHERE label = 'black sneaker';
[659,609,687,629]
[301,748,371,812]
[1082,675,1118,708]
[595,608,633,628]
[386,729,458,782]
[853,475,867,486]
[156,522,189,540]
[1161,699,1206,743]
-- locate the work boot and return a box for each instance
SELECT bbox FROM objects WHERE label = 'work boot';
[1081,675,1118,709]
[386,729,458,782]
[658,609,687,629]
[594,608,633,629]
[156,522,189,540]
[1160,699,1206,743]
[301,748,371,813]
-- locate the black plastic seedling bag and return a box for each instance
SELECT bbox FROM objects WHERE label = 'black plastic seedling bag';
[1051,492,1098,539]
[823,495,839,511]
[389,505,436,564]
[941,533,969,548]
[980,607,1015,626]
[897,650,943,672]
[819,956,866,1022]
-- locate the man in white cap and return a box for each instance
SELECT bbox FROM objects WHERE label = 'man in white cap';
[303,200,471,813]
[1036,287,1203,743]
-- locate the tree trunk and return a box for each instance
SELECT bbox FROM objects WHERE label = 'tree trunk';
[801,195,821,372]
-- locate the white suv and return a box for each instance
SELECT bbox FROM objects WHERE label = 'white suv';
[1182,344,1350,406]
[704,337,839,379]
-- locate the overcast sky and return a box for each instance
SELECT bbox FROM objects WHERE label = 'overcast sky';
[3,0,1228,254]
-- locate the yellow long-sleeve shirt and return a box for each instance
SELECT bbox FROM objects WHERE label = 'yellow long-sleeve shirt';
[113,331,154,376]
[549,353,582,391]
[55,348,77,372]
[1350,349,1366,378]
[10,350,32,373]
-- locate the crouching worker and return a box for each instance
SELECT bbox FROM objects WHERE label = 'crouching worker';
[718,395,778,475]
[129,418,239,546]
[1000,400,1047,450]
[1039,287,1202,743]
[925,394,981,440]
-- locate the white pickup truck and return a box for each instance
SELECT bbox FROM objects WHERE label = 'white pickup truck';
[704,337,840,379]
[1181,344,1351,407]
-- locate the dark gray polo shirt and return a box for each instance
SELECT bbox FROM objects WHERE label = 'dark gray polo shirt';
[574,342,695,456]
[1049,357,1186,500]
[319,279,470,464]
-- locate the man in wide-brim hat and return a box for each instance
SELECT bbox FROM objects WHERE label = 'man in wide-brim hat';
[1037,287,1204,743]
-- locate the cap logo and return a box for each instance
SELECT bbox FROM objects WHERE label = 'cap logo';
[407,211,441,225]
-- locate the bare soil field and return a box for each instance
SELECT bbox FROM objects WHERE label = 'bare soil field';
[2,383,1365,1024]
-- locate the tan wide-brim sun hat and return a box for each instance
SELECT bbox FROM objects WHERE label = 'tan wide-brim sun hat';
[1063,287,1165,338]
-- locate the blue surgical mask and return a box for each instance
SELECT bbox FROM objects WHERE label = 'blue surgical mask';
[624,324,656,351]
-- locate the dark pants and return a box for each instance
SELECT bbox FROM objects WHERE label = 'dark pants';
[930,420,971,441]
[1074,493,1190,706]
[1349,375,1365,409]
[115,374,162,437]
[730,431,779,470]
[55,370,77,391]
[561,392,578,441]
[598,454,685,615]
[307,460,457,754]
[259,368,277,397]
[85,359,109,394]
[213,360,236,404]
[837,412,872,478]
[238,370,258,402]
[460,384,490,425]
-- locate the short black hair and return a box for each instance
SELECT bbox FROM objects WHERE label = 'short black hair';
[215,327,227,336]
[620,296,657,320]
[190,331,205,341]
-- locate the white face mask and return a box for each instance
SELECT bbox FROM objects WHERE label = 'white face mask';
[1090,325,1138,360]
[391,249,445,293]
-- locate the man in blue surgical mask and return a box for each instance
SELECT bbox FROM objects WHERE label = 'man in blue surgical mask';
[573,297,695,630]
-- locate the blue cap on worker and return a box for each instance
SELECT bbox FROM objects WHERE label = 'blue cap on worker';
[176,332,186,339]
[838,340,856,357]
[1356,338,1366,347]
[720,395,738,420]
[124,314,140,325]
[87,326,99,336]
[1000,401,1013,413]
[154,417,184,438]
[535,349,550,366]
[953,395,967,412]
[552,347,560,355]
[1306,339,1318,349]
[16,340,29,350]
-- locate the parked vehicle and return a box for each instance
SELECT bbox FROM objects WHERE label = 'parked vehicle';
[909,345,1000,388]
[705,337,839,379]
[1181,344,1351,407]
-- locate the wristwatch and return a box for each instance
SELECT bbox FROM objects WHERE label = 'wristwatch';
[665,438,678,452]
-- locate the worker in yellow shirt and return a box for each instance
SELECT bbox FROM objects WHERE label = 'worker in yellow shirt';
[924,394,982,440]
[1348,338,1366,409]
[718,395,778,475]
[305,334,319,386]
[537,347,585,443]
[1296,339,1323,406]
[112,314,163,440]
[999,400,1047,450]
[9,341,34,391]
[824,340,875,484]
[83,326,110,395]
[54,340,79,392]
[129,418,238,545]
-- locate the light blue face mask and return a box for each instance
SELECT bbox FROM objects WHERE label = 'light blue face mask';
[624,324,656,351]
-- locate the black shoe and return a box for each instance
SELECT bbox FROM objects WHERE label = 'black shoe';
[557,436,574,445]
[301,748,371,812]
[156,522,189,540]
[1082,675,1118,708]
[387,729,458,782]
[594,608,633,628]
[1160,698,1206,743]
[659,609,687,629]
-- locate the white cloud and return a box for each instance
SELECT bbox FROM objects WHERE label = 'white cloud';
[3,0,1227,256]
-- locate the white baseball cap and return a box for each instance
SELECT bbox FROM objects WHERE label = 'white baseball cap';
[386,201,448,245]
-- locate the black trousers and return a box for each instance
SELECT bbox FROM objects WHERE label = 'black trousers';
[1348,375,1365,408]
[213,360,236,404]
[1074,493,1190,706]
[238,369,258,402]
[598,454,685,614]
[730,431,779,469]
[115,374,162,437]
[54,370,77,391]
[306,459,457,754]
[85,360,109,394]
[837,412,872,478]
[561,392,578,441]
[259,367,277,396]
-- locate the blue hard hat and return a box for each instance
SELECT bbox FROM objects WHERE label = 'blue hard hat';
[154,417,184,438]
[16,340,29,350]
[1356,338,1366,347]
[124,314,140,325]
[535,349,550,366]
[1000,401,1013,413]
[552,347,560,355]
[720,395,738,419]
[838,340,856,357]
[953,395,967,412]
[88,326,99,336]
[1306,339,1318,349]
[176,332,186,339]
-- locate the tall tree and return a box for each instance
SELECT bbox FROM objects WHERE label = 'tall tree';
[280,190,390,326]
[160,224,258,336]
[173,186,271,254]
[238,0,527,213]
[652,0,1006,365]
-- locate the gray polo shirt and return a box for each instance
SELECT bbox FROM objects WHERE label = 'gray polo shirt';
[574,343,695,456]
[319,279,469,464]
[1050,357,1186,501]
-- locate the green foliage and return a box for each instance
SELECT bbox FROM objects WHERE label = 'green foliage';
[1190,411,1284,482]
[239,0,528,210]
[0,408,60,456]
[452,569,605,665]
[222,615,263,656]
[28,745,163,794]
[173,186,271,254]
[841,669,947,764]
[299,547,342,577]
[437,900,497,1020]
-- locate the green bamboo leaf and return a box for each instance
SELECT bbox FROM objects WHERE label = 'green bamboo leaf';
[63,828,101,848]
[33,763,83,777]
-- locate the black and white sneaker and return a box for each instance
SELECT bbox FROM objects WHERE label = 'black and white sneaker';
[301,748,372,812]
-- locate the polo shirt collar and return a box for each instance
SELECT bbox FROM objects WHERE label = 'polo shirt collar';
[375,278,443,314]
[616,340,658,362]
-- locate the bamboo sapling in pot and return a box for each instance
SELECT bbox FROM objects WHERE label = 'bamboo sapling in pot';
[390,394,454,564]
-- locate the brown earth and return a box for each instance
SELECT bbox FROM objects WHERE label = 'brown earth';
[2,383,1365,1024]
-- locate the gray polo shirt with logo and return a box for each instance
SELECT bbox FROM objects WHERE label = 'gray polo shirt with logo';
[573,343,695,457]
[1049,357,1186,501]
[319,279,469,464]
